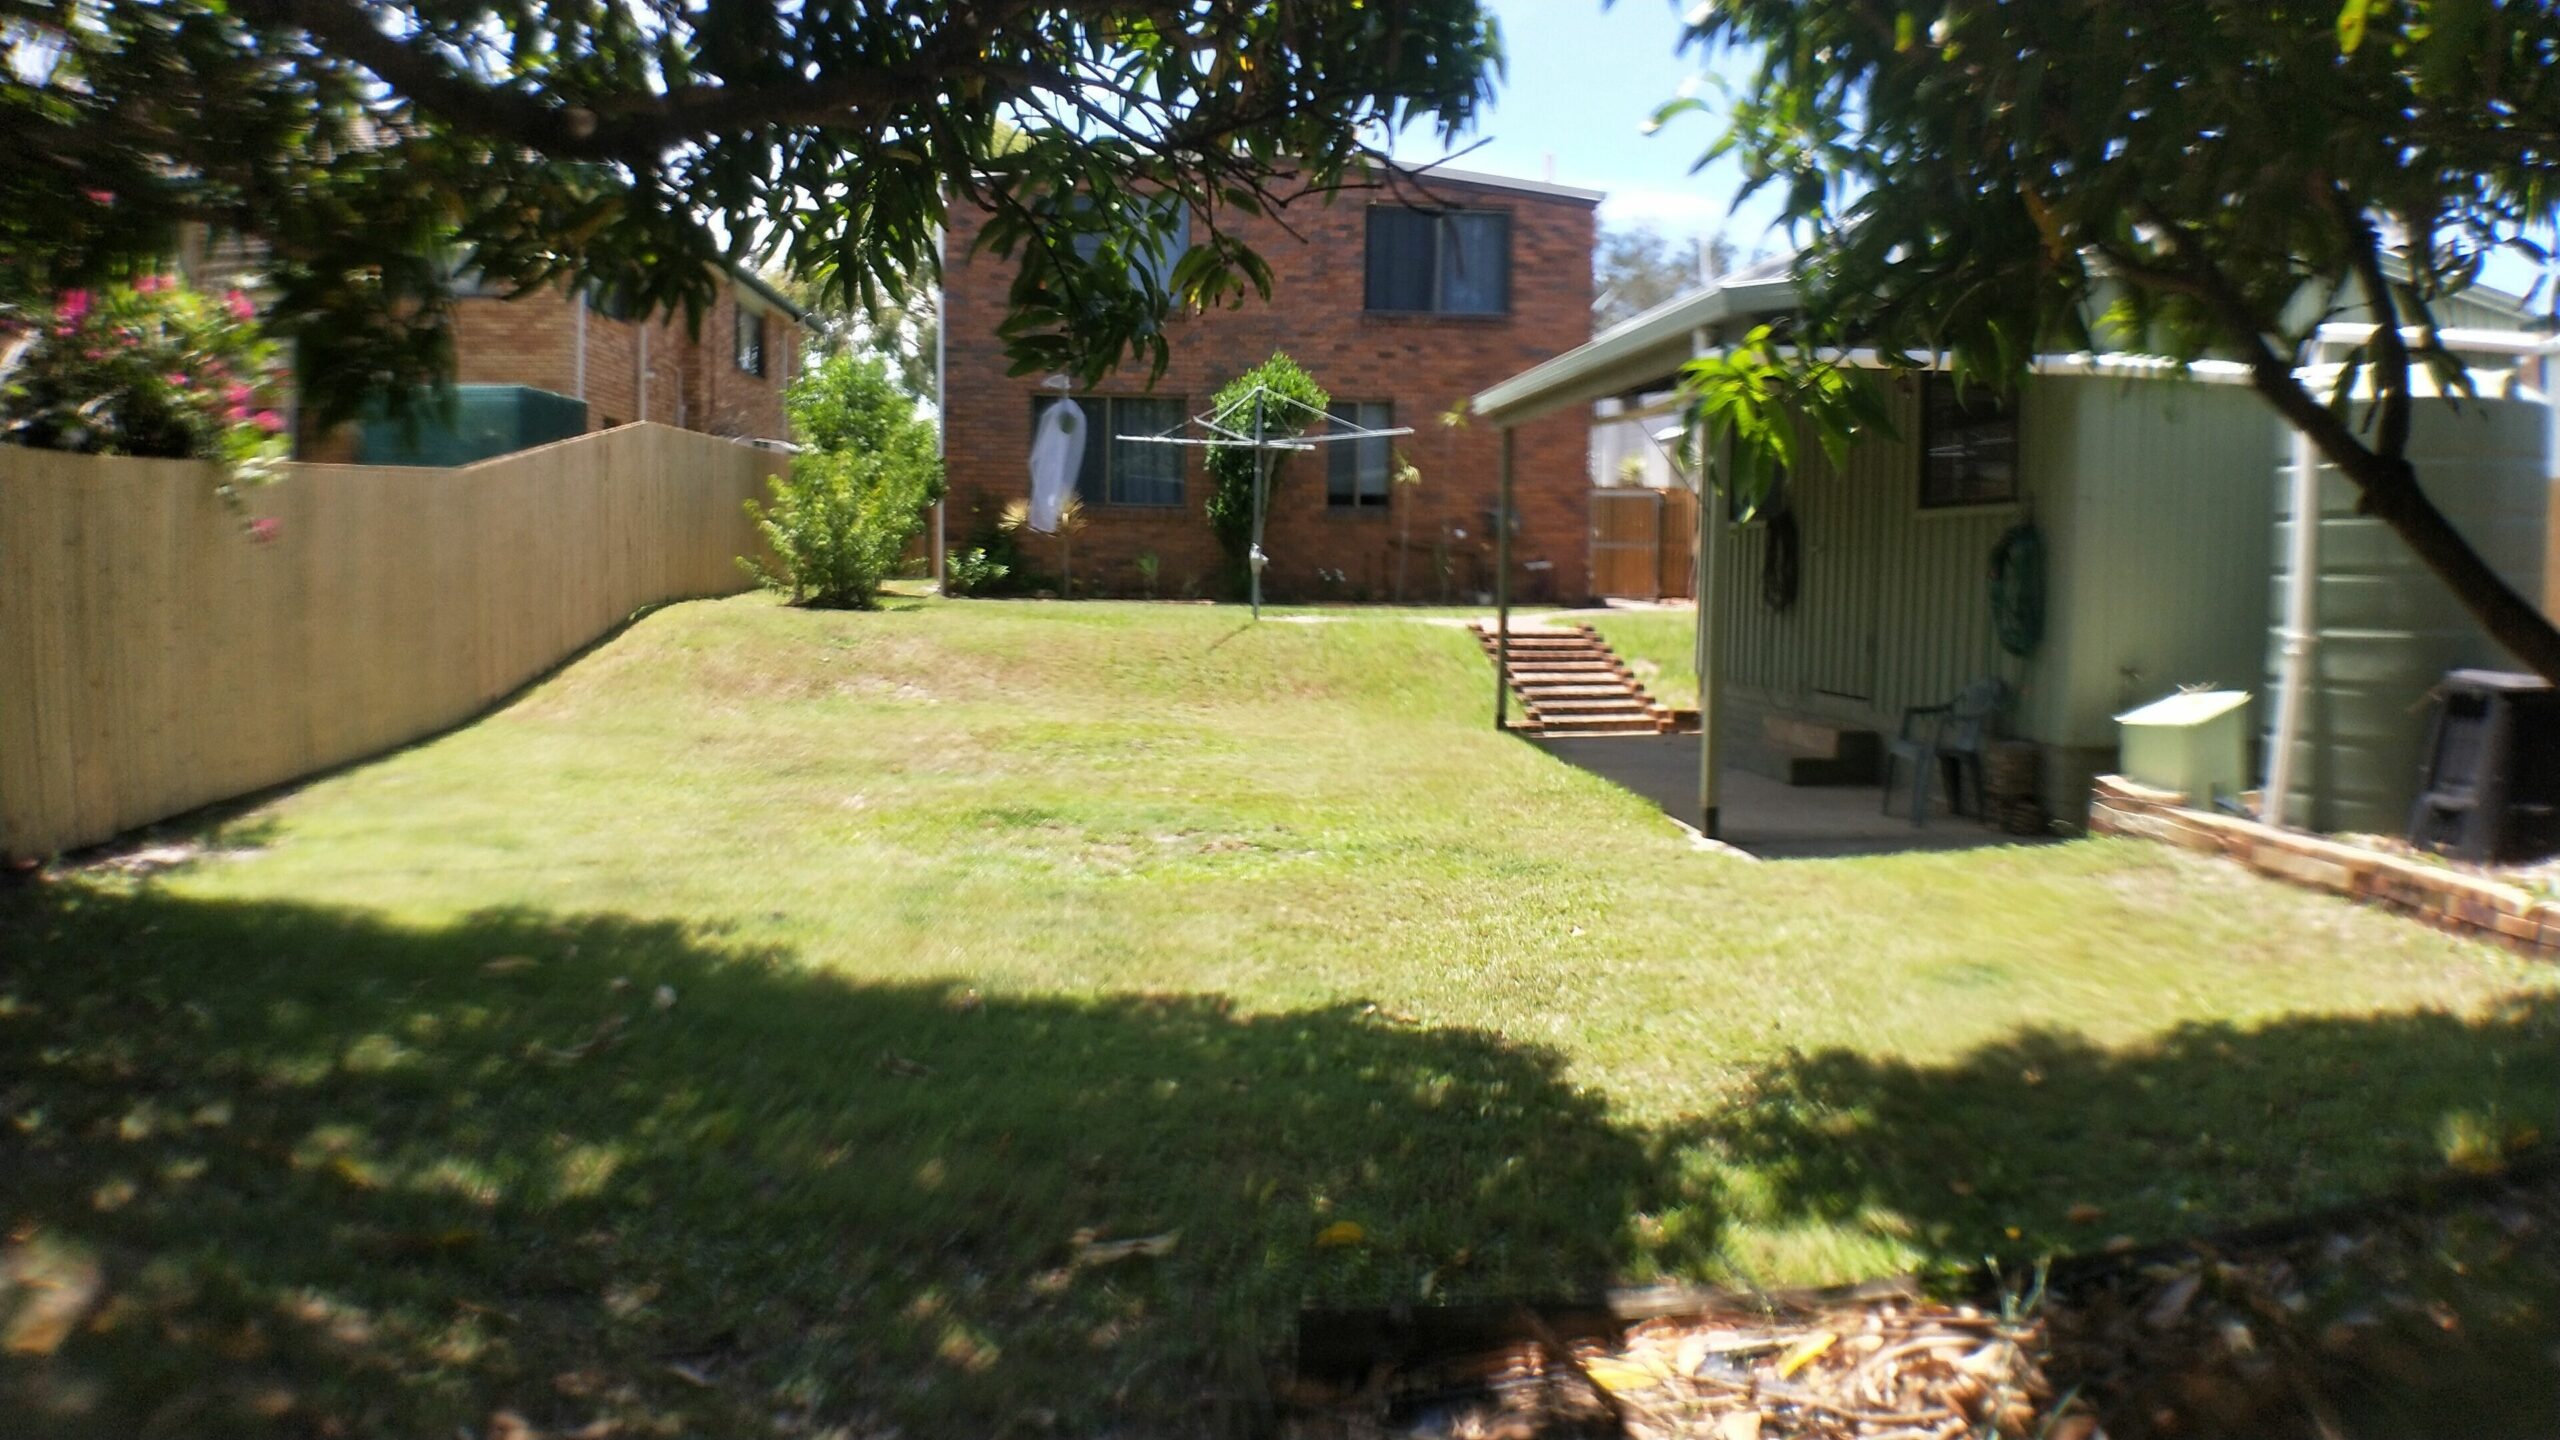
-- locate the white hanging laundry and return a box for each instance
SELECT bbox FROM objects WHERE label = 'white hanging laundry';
[1025,397,1087,533]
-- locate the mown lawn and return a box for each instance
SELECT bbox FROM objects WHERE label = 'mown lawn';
[1587,608,1702,709]
[5,594,2554,1438]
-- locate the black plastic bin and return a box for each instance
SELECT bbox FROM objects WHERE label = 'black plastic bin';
[2406,669,2560,864]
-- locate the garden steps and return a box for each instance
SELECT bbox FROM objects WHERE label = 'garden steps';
[1469,621,1675,737]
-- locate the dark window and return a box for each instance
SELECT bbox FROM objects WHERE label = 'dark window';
[735,305,767,377]
[1364,208,1511,315]
[1033,394,1187,508]
[1325,402,1394,509]
[1919,375,2018,508]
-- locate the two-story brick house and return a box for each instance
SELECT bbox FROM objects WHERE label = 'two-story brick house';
[939,166,1600,601]
[180,230,804,463]
[302,271,806,464]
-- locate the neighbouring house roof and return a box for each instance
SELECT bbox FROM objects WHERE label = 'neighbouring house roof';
[730,267,812,324]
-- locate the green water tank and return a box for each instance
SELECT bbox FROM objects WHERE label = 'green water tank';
[2116,689,2252,807]
[354,385,591,467]
[2264,391,2550,834]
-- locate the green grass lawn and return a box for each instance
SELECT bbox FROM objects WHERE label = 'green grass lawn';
[6,594,2555,1437]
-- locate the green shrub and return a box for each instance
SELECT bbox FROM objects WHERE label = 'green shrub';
[742,353,941,609]
[1202,352,1328,596]
[943,545,1010,597]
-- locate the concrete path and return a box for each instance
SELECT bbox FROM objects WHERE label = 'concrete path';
[1534,733,2058,860]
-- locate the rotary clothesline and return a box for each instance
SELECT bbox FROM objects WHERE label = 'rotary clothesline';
[1114,383,1413,618]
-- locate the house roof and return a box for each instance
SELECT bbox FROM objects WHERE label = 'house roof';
[1368,160,1606,207]
[730,266,812,325]
[1472,250,2553,429]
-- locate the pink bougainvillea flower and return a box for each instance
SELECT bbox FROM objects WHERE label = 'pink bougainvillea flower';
[81,188,114,206]
[56,290,91,323]
[132,274,162,294]
[224,290,255,321]
[252,410,285,433]
[247,517,282,544]
[226,383,254,407]
[165,371,190,387]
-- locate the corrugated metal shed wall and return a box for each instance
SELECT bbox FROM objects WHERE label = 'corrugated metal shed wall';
[1710,378,2022,735]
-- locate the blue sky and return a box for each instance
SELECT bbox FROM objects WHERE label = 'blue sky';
[1387,0,1785,250]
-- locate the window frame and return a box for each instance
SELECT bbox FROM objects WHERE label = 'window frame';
[1031,394,1189,509]
[1324,401,1396,512]
[1916,374,2021,511]
[734,303,767,378]
[1362,207,1513,317]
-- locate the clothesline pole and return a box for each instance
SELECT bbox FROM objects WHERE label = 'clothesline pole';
[1249,389,1269,620]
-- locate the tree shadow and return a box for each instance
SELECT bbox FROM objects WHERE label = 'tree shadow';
[1700,1003,2560,1439]
[1702,1004,2559,1271]
[0,883,1710,1439]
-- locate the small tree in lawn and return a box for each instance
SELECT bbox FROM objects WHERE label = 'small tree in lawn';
[999,495,1088,595]
[1671,0,2560,682]
[1203,353,1329,599]
[742,352,941,609]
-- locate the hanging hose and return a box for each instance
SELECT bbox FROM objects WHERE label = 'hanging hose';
[1989,521,2045,658]
[1761,504,1800,612]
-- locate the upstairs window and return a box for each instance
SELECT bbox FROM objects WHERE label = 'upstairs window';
[1325,402,1394,509]
[735,304,767,377]
[1365,208,1510,315]
[1919,375,2018,508]
[1032,394,1187,507]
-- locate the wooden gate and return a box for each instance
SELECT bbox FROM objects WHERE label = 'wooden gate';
[1588,487,1697,600]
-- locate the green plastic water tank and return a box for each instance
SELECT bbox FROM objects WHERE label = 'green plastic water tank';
[2264,391,2550,834]
[354,385,590,467]
[2117,689,2252,807]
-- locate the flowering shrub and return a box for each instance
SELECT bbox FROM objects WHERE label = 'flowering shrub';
[1,279,289,517]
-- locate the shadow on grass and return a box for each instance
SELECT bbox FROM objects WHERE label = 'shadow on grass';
[6,882,2557,1438]
[1703,1007,2559,1270]
[0,883,1705,1439]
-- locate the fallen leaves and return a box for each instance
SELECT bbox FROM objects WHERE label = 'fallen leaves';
[1313,1221,1366,1250]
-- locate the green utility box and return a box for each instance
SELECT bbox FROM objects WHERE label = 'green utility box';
[2115,690,2252,807]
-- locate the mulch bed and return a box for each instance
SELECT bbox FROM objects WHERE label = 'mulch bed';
[1283,1161,2560,1440]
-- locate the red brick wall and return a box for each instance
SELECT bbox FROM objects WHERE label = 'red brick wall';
[941,179,1596,601]
[299,281,798,458]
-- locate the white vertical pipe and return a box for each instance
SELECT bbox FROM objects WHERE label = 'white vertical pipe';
[574,293,589,406]
[637,324,650,423]
[2264,341,2325,830]
[1691,325,1724,838]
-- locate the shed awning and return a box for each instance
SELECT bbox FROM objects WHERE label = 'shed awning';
[1469,269,1796,428]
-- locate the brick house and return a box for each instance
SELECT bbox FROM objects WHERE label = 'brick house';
[177,231,805,463]
[296,271,806,463]
[939,166,1600,601]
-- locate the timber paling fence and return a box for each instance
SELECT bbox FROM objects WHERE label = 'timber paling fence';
[0,423,780,860]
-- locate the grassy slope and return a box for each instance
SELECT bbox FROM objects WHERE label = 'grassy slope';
[1587,609,1702,710]
[6,595,2554,1437]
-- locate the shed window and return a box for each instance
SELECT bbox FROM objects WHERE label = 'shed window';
[1919,376,2018,508]
[735,305,767,377]
[1325,402,1394,509]
[1033,395,1187,507]
[1365,209,1510,315]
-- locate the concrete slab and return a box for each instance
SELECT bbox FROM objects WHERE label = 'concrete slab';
[1533,733,2058,860]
